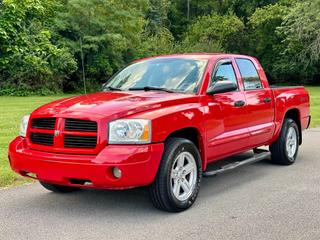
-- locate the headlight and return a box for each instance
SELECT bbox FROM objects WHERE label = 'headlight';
[108,119,151,144]
[19,115,30,137]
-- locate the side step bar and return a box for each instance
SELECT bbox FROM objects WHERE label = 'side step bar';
[203,151,271,177]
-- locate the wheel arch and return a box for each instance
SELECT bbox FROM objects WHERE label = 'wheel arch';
[165,127,206,170]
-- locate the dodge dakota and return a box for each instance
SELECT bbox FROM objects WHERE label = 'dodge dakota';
[9,53,310,212]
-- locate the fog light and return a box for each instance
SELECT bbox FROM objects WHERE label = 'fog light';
[112,167,122,179]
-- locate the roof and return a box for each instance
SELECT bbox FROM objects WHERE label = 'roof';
[136,53,254,62]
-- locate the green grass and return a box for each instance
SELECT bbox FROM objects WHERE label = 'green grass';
[0,95,72,188]
[306,87,320,128]
[0,87,319,188]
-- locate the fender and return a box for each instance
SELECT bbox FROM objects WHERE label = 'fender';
[133,103,207,168]
[270,87,309,144]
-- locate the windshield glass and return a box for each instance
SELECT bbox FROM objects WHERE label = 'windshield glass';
[104,58,208,93]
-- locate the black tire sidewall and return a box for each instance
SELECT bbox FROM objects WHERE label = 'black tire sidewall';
[281,119,299,163]
[163,139,202,210]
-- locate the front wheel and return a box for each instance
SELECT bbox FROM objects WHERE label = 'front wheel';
[149,138,202,212]
[270,118,300,165]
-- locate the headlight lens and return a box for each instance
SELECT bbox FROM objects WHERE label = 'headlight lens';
[19,115,30,137]
[108,119,151,144]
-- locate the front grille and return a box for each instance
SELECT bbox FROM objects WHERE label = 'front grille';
[30,132,54,146]
[65,119,97,132]
[31,118,56,130]
[64,135,97,148]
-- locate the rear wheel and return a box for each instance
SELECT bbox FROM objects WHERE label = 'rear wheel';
[149,138,202,212]
[270,118,299,165]
[39,181,79,193]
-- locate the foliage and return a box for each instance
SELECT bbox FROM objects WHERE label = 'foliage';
[246,0,320,84]
[167,0,279,39]
[52,0,149,92]
[247,3,290,82]
[277,0,320,83]
[0,0,319,95]
[179,13,244,53]
[136,27,175,58]
[0,0,77,94]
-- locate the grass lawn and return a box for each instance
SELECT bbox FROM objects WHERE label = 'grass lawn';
[0,95,72,188]
[0,87,319,188]
[306,87,320,128]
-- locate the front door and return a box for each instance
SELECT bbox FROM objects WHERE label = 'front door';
[205,59,250,163]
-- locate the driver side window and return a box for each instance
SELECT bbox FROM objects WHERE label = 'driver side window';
[212,62,238,90]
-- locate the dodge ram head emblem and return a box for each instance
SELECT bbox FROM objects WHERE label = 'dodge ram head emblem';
[54,130,60,136]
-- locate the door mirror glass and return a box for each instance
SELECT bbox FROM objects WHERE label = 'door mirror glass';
[207,60,238,95]
[207,80,238,95]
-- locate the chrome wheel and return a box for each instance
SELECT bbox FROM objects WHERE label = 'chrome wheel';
[170,152,197,201]
[286,126,298,159]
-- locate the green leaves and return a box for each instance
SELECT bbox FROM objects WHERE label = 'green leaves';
[247,0,320,83]
[0,0,76,95]
[53,0,149,91]
[179,13,244,53]
[1,0,319,95]
[280,1,320,66]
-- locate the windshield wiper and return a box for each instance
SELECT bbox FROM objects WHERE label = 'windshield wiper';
[104,86,122,91]
[128,86,175,93]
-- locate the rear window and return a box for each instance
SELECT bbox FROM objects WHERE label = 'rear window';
[236,58,262,90]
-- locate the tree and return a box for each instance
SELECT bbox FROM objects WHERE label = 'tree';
[168,0,229,39]
[1,0,319,95]
[247,3,290,82]
[247,0,320,83]
[229,0,278,21]
[146,0,170,32]
[0,0,76,95]
[179,13,244,53]
[279,0,320,82]
[53,0,149,92]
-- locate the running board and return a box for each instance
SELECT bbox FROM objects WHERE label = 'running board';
[203,151,271,177]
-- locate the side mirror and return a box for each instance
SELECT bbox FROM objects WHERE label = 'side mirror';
[207,80,237,95]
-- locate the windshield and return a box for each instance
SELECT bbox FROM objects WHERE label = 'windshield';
[103,58,208,93]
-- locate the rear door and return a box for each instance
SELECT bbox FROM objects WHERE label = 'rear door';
[234,58,275,146]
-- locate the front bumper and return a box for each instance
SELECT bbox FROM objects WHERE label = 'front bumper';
[9,137,164,189]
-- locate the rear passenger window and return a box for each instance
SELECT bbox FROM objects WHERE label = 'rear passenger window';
[236,58,262,90]
[212,62,238,89]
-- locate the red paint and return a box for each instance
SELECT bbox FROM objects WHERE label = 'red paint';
[9,53,310,189]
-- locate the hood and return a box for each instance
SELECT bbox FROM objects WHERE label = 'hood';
[32,91,198,120]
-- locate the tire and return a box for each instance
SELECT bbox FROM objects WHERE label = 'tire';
[149,137,202,212]
[270,118,300,165]
[39,181,79,193]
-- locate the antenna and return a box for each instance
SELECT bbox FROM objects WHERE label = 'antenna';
[79,36,87,94]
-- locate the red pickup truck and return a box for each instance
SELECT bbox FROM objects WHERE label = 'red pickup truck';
[9,53,310,212]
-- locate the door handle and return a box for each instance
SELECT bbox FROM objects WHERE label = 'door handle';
[234,100,245,107]
[263,97,272,103]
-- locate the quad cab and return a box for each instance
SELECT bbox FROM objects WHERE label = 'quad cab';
[9,53,310,212]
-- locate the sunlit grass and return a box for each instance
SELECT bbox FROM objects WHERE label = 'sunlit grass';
[0,95,73,188]
[306,87,320,128]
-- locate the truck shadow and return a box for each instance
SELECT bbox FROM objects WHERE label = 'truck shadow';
[22,152,282,217]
